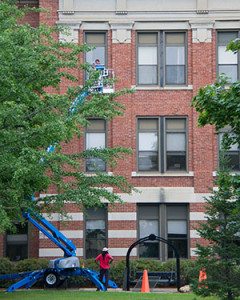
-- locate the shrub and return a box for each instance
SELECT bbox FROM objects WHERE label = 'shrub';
[110,259,126,287]
[0,258,16,288]
[161,259,197,285]
[0,257,198,289]
[15,258,49,272]
[180,259,198,285]
[110,259,164,288]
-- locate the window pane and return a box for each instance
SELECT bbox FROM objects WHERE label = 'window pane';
[166,33,185,45]
[6,223,28,261]
[85,207,106,259]
[220,133,239,151]
[87,120,105,131]
[168,220,187,234]
[166,153,186,171]
[86,207,106,219]
[139,33,157,44]
[168,239,187,258]
[6,245,28,261]
[166,119,185,130]
[166,47,185,65]
[225,152,240,170]
[218,65,238,82]
[86,220,105,230]
[139,47,157,65]
[86,239,105,259]
[139,151,158,171]
[86,228,105,239]
[86,47,105,65]
[86,34,105,44]
[140,243,159,258]
[86,158,106,172]
[167,133,185,151]
[138,66,158,84]
[7,235,28,243]
[218,46,238,64]
[138,205,159,219]
[86,133,105,149]
[167,205,187,219]
[139,119,158,130]
[139,132,158,151]
[166,65,185,84]
[218,32,238,44]
[139,220,159,237]
[167,204,188,259]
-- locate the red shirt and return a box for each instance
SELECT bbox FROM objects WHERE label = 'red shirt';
[96,253,112,269]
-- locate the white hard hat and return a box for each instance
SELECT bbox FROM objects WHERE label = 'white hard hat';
[102,247,109,252]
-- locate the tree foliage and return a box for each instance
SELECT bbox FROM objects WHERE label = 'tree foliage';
[0,1,134,232]
[191,161,240,300]
[191,39,240,299]
[191,40,240,150]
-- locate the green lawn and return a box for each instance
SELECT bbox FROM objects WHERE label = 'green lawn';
[0,290,219,300]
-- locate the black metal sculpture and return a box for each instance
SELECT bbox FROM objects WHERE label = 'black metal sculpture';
[123,234,180,291]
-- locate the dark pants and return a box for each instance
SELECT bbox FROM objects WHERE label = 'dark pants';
[99,268,109,290]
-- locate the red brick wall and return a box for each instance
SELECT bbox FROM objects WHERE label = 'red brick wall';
[29,225,39,258]
[0,234,4,257]
[17,1,39,27]
[2,1,220,262]
[39,0,58,25]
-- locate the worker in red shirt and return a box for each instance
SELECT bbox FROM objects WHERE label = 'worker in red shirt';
[95,247,113,291]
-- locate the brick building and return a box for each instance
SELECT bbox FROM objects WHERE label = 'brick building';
[2,0,240,262]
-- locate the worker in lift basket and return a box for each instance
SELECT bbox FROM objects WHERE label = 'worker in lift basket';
[92,58,101,69]
[95,247,113,291]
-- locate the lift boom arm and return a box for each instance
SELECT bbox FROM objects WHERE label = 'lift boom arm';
[25,90,88,257]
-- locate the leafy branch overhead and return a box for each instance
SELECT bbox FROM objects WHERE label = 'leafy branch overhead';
[0,1,134,232]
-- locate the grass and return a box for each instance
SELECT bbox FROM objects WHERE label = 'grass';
[0,290,220,300]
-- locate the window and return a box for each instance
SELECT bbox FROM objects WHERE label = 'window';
[218,130,240,171]
[137,117,187,172]
[137,32,187,86]
[85,207,107,258]
[217,31,239,83]
[167,205,188,259]
[138,205,159,258]
[138,204,188,260]
[6,223,28,261]
[166,118,187,171]
[165,33,186,85]
[85,119,107,172]
[85,32,107,67]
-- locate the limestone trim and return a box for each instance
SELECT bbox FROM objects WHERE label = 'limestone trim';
[39,248,83,257]
[108,230,137,238]
[190,21,214,43]
[109,22,134,43]
[39,230,83,239]
[57,22,81,43]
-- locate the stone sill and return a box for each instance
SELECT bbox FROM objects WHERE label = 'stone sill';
[132,171,194,177]
[132,85,193,91]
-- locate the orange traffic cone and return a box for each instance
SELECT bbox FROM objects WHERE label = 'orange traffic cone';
[141,270,150,293]
[198,268,207,288]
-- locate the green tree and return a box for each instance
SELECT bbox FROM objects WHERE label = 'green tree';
[191,39,240,299]
[191,161,240,300]
[0,1,133,232]
[191,38,240,150]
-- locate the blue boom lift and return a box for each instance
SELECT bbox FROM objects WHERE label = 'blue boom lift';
[0,67,117,292]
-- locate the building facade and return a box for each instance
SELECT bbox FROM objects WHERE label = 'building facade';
[1,0,240,262]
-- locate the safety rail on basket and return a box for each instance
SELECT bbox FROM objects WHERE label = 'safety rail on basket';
[92,65,115,94]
